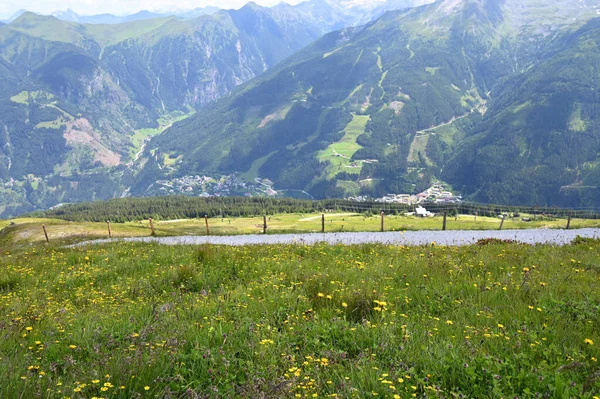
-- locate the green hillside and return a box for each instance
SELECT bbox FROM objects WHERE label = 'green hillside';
[443,18,600,207]
[2,0,600,216]
[0,2,369,218]
[145,0,600,201]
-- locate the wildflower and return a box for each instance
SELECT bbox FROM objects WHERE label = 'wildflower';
[446,320,453,325]
[584,338,594,345]
[144,386,150,390]
[317,293,325,297]
[342,302,348,308]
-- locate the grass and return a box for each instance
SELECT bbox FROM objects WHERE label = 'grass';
[317,114,370,178]
[84,18,174,47]
[9,91,30,105]
[129,113,193,161]
[569,103,587,132]
[1,239,599,398]
[407,134,431,164]
[240,151,277,181]
[2,213,600,248]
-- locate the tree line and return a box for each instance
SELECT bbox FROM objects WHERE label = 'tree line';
[32,196,600,223]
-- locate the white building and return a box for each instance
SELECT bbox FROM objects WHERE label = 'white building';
[415,206,434,217]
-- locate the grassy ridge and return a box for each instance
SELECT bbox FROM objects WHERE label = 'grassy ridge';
[1,240,600,398]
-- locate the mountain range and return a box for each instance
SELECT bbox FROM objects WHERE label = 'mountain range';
[143,0,600,205]
[2,7,220,24]
[1,0,600,217]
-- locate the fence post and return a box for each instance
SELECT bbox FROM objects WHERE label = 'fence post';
[204,215,210,235]
[42,225,49,243]
[322,214,325,233]
[380,211,385,232]
[149,218,155,236]
[474,211,477,222]
[566,213,571,230]
[499,215,505,230]
[442,210,447,231]
[107,220,112,238]
[263,215,267,234]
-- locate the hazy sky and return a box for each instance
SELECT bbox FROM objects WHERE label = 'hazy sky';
[0,0,303,19]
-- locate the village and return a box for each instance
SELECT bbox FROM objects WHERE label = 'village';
[149,174,274,197]
[349,183,462,208]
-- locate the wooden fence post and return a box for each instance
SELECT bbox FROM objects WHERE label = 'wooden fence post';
[42,225,49,243]
[321,214,325,233]
[442,210,447,231]
[204,215,210,235]
[566,213,571,230]
[149,218,155,236]
[380,211,385,232]
[263,215,267,234]
[474,211,477,222]
[107,221,112,238]
[499,215,505,230]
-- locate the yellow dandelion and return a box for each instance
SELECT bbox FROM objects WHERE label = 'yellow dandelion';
[585,338,594,345]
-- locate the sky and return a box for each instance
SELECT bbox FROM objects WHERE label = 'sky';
[0,0,303,19]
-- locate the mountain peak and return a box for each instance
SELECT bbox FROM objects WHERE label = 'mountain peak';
[242,2,264,11]
[51,8,80,22]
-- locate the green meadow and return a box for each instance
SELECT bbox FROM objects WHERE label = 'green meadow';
[1,238,599,398]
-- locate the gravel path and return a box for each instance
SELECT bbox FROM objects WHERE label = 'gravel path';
[73,228,600,247]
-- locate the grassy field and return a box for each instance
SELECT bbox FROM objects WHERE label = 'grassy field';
[2,213,600,247]
[129,113,193,161]
[318,114,370,178]
[1,238,599,398]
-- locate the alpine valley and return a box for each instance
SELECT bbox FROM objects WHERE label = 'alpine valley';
[1,0,600,217]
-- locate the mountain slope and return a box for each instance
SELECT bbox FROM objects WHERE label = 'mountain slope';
[443,18,600,207]
[0,3,381,217]
[145,0,600,202]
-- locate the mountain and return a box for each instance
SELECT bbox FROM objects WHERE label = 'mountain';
[139,0,600,205]
[172,7,221,19]
[443,18,600,207]
[0,1,384,217]
[1,9,26,23]
[33,0,432,27]
[3,0,600,217]
[26,8,219,25]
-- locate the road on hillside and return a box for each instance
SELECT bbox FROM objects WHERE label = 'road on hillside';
[74,228,600,247]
